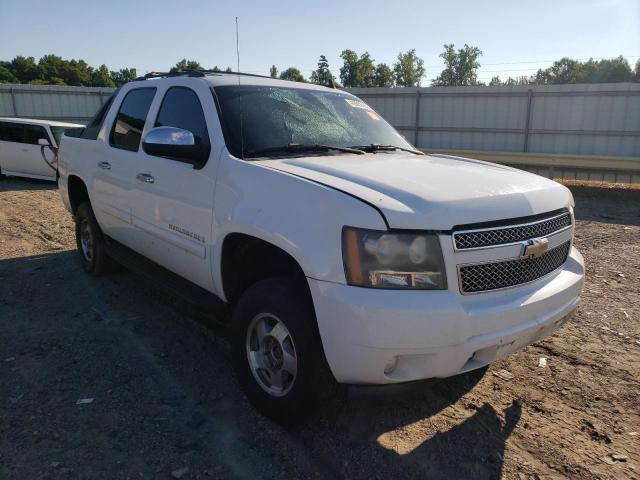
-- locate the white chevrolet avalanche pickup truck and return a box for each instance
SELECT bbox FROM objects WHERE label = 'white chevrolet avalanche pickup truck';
[58,71,584,424]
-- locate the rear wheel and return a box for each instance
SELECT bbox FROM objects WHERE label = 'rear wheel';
[74,202,113,276]
[231,277,336,425]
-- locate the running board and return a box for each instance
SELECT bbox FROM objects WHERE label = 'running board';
[103,236,230,334]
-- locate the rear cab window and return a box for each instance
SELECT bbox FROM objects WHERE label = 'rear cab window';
[109,88,156,151]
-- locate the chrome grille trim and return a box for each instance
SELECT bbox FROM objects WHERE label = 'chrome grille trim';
[453,211,572,250]
[458,241,571,294]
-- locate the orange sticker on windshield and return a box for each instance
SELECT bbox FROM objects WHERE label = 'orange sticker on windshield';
[366,110,381,121]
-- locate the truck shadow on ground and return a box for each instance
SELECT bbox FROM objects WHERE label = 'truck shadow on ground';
[1,250,521,480]
[309,372,521,479]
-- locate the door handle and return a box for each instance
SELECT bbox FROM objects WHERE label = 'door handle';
[136,173,155,184]
[97,161,111,170]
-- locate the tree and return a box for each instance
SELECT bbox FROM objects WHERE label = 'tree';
[110,68,137,86]
[432,44,482,86]
[393,49,425,87]
[269,65,278,78]
[339,50,376,87]
[279,67,306,82]
[374,63,395,87]
[504,76,531,86]
[310,54,335,85]
[91,64,116,87]
[579,56,634,83]
[65,59,93,86]
[339,49,359,87]
[172,59,204,72]
[10,56,41,83]
[636,60,640,81]
[0,62,17,83]
[488,76,501,86]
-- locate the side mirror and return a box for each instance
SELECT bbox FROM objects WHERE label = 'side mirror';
[142,126,208,168]
[38,138,51,146]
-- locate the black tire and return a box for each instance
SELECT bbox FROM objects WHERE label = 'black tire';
[74,202,113,276]
[231,276,337,425]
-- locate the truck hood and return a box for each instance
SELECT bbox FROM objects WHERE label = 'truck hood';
[261,153,573,230]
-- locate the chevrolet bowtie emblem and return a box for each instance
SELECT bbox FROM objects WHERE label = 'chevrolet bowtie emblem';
[522,238,549,258]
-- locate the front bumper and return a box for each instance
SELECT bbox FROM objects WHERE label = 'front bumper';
[309,246,584,384]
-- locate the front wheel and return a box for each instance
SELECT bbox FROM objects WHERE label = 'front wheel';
[230,277,336,425]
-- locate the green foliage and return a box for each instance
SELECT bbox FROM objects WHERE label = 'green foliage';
[488,76,501,86]
[110,68,137,86]
[91,64,115,87]
[269,65,278,78]
[10,56,41,83]
[310,55,335,86]
[489,56,636,86]
[279,67,306,83]
[393,49,425,87]
[339,50,377,87]
[374,63,395,87]
[432,44,482,86]
[172,58,204,72]
[0,54,136,86]
[0,62,17,83]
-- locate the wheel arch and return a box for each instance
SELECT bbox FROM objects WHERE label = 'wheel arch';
[220,232,311,306]
[67,174,90,215]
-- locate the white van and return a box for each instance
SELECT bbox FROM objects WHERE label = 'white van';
[0,117,83,181]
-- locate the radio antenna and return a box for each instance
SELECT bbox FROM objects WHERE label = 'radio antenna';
[235,16,240,73]
[236,16,245,159]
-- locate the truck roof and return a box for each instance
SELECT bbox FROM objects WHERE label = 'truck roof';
[0,117,83,128]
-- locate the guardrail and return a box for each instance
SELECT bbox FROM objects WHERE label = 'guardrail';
[421,149,640,184]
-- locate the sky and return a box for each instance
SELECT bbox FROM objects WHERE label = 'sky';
[1,0,638,84]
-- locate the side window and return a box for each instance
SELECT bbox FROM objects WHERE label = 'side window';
[110,88,156,151]
[0,122,25,143]
[155,87,209,146]
[23,124,49,145]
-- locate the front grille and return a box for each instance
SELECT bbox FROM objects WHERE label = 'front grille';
[459,241,571,294]
[454,212,572,250]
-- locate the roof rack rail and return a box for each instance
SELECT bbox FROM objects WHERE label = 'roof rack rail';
[134,69,275,82]
[134,70,205,81]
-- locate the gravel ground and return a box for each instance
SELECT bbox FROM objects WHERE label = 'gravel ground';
[0,178,639,480]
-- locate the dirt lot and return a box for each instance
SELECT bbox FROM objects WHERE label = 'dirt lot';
[1,178,639,480]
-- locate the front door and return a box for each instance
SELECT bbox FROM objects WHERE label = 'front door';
[91,87,157,248]
[130,85,216,291]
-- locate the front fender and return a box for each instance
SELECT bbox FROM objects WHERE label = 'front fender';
[211,155,387,299]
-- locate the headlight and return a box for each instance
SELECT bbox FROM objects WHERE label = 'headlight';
[342,227,447,289]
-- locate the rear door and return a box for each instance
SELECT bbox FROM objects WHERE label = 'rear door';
[22,124,55,178]
[0,121,25,174]
[91,87,156,248]
[130,84,217,291]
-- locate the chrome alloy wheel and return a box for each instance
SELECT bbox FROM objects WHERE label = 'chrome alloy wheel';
[246,313,298,397]
[80,218,93,262]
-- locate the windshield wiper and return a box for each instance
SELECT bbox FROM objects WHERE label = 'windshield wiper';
[349,144,424,155]
[244,143,365,158]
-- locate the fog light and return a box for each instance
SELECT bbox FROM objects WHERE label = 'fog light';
[384,356,398,374]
